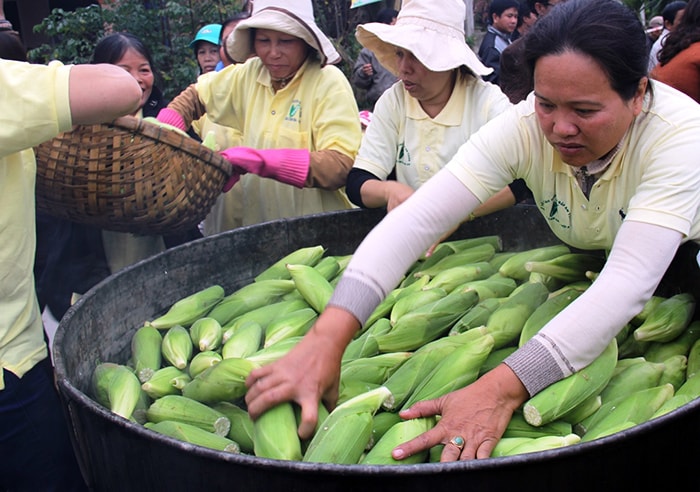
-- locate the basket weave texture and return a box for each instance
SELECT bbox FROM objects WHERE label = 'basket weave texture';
[34,115,232,235]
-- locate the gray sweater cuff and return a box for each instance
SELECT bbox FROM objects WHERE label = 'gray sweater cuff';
[504,337,567,396]
[327,275,383,327]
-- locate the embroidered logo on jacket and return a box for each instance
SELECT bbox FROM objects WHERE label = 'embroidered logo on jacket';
[540,194,572,230]
[286,100,302,123]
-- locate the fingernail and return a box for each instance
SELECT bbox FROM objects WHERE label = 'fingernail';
[392,448,405,459]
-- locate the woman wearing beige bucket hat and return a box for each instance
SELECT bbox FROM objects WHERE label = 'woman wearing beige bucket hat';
[157,0,362,231]
[345,0,529,226]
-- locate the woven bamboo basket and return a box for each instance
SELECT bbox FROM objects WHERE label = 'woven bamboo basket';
[34,115,232,235]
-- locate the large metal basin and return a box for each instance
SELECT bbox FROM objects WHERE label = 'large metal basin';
[52,206,698,491]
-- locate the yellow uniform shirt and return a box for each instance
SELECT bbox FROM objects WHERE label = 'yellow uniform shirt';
[354,74,511,189]
[448,82,700,249]
[0,60,73,389]
[196,57,362,226]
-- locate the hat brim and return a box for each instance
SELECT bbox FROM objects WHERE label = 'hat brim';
[227,10,340,66]
[356,22,492,77]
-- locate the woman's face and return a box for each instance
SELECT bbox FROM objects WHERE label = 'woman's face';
[196,41,221,74]
[534,50,646,167]
[254,28,308,80]
[395,48,455,115]
[116,47,154,112]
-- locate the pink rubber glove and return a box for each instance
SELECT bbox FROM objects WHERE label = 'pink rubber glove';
[223,171,241,192]
[156,108,187,132]
[220,147,310,188]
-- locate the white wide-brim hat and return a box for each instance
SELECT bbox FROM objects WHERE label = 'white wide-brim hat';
[356,0,492,77]
[226,0,340,66]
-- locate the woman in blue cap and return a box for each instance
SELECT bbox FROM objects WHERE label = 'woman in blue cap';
[191,23,222,75]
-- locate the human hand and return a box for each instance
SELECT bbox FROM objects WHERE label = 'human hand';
[384,181,415,212]
[220,147,309,188]
[391,365,529,462]
[244,307,359,439]
[155,108,187,132]
[362,63,374,76]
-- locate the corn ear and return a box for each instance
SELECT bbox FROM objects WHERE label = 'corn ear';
[402,333,495,410]
[255,245,326,281]
[188,350,223,379]
[303,386,392,464]
[254,401,303,461]
[598,358,665,405]
[580,383,674,442]
[630,295,665,326]
[485,281,549,348]
[131,324,163,383]
[449,297,504,335]
[211,401,255,453]
[161,325,194,370]
[375,289,479,352]
[181,357,259,404]
[286,263,335,313]
[246,336,302,365]
[313,255,341,281]
[491,437,535,457]
[658,354,688,391]
[145,420,240,453]
[340,352,412,386]
[369,411,403,449]
[146,394,231,436]
[263,307,317,348]
[221,298,309,343]
[522,339,618,427]
[146,284,225,329]
[524,253,606,283]
[421,262,495,293]
[360,417,436,465]
[91,362,143,420]
[502,413,573,438]
[633,293,696,343]
[688,337,700,379]
[189,317,223,352]
[500,433,581,456]
[389,287,447,325]
[141,366,190,399]
[412,243,497,279]
[644,319,700,363]
[498,244,570,281]
[519,287,583,347]
[454,275,517,301]
[558,393,602,426]
[221,320,264,359]
[207,279,297,326]
[478,345,518,376]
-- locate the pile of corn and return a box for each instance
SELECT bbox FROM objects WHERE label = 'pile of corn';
[91,236,700,464]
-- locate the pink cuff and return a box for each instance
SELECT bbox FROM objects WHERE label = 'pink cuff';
[156,108,186,132]
[258,148,310,188]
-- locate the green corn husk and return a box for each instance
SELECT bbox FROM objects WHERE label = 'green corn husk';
[401,333,495,410]
[210,401,255,453]
[500,433,581,456]
[454,275,517,301]
[523,253,606,284]
[189,317,223,352]
[598,359,665,405]
[644,320,700,363]
[221,320,264,359]
[412,243,497,280]
[421,262,495,293]
[522,339,618,427]
[449,297,504,335]
[141,366,190,400]
[145,420,240,453]
[181,357,259,404]
[360,417,436,465]
[381,328,489,411]
[375,289,479,352]
[519,287,584,347]
[92,362,144,420]
[207,279,297,326]
[633,293,696,343]
[246,336,303,365]
[286,263,335,313]
[254,245,326,281]
[658,354,688,391]
[340,352,412,386]
[559,394,603,426]
[312,255,341,281]
[145,284,225,330]
[498,244,571,281]
[146,394,231,436]
[369,411,404,449]
[491,437,535,457]
[389,288,448,325]
[130,324,163,383]
[485,282,550,349]
[263,307,318,348]
[221,299,309,343]
[254,401,303,461]
[630,295,666,326]
[688,337,700,379]
[364,276,430,331]
[478,345,518,376]
[502,413,573,439]
[188,350,223,379]
[303,386,392,464]
[161,325,194,370]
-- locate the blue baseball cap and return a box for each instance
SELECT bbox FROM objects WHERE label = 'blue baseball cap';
[190,24,222,48]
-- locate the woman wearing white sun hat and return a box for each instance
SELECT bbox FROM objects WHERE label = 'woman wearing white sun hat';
[158,0,362,231]
[345,0,529,229]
